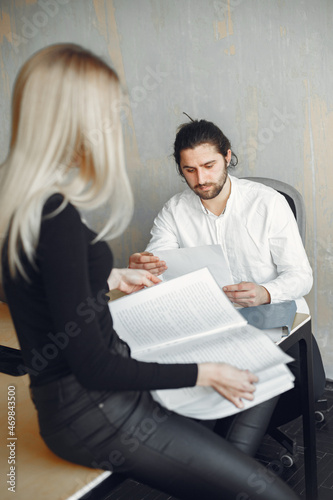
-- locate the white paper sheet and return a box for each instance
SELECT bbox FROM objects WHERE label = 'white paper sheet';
[157,245,233,289]
[131,323,295,420]
[150,365,294,419]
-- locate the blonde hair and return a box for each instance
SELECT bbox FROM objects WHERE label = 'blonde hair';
[0,44,133,279]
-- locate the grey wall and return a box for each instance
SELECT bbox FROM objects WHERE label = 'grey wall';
[0,0,332,378]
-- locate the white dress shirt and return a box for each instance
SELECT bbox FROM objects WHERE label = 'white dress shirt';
[146,175,313,311]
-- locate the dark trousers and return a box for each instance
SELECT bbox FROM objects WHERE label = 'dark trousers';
[30,339,298,500]
[31,378,298,500]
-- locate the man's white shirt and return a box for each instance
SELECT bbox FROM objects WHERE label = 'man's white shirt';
[146,175,312,312]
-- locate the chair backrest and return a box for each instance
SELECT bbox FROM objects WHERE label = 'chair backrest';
[242,177,306,245]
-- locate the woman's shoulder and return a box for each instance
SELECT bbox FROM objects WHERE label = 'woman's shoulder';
[41,193,82,233]
[43,193,65,215]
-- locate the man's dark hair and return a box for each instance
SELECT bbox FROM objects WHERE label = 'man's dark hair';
[173,119,238,177]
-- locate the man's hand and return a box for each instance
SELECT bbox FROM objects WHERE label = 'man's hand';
[223,282,271,307]
[197,363,258,409]
[129,251,167,276]
[108,268,161,294]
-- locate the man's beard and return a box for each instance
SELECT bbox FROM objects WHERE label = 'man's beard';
[189,170,228,200]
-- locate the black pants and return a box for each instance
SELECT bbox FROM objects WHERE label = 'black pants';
[30,338,298,500]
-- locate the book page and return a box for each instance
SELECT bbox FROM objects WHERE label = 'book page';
[157,245,233,288]
[151,363,294,420]
[109,268,246,353]
[137,324,293,370]
[134,324,294,419]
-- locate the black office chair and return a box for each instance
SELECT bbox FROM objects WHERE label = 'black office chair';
[242,176,327,467]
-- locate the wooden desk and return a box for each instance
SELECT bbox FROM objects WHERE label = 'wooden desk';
[279,313,318,500]
[0,302,110,500]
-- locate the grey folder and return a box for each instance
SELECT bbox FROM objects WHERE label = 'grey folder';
[239,301,297,335]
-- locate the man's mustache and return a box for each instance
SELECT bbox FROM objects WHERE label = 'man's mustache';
[194,183,214,189]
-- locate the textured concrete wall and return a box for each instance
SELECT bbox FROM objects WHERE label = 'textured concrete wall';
[1,0,332,377]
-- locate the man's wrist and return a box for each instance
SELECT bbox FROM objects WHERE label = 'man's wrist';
[261,286,271,304]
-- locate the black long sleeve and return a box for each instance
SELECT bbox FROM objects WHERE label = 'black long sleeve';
[2,195,197,391]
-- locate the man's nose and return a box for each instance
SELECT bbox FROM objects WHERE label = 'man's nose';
[197,169,207,185]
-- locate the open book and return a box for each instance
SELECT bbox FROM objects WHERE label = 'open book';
[109,268,294,419]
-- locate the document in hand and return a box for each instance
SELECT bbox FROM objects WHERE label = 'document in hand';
[109,268,295,419]
[156,244,233,288]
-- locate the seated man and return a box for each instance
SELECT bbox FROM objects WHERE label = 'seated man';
[130,118,326,426]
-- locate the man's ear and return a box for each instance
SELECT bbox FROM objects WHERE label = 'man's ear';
[225,149,232,165]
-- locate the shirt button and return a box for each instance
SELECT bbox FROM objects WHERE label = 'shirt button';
[98,403,104,409]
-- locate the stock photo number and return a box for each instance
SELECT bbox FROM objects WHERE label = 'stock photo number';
[7,385,16,493]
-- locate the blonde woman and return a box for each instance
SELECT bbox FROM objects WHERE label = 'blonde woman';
[0,45,298,500]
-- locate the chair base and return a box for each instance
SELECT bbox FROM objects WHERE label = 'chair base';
[269,399,328,468]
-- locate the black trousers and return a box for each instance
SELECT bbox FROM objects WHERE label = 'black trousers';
[30,337,298,500]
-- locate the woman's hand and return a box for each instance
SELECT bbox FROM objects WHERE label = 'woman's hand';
[129,251,167,276]
[108,268,162,294]
[196,363,259,409]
